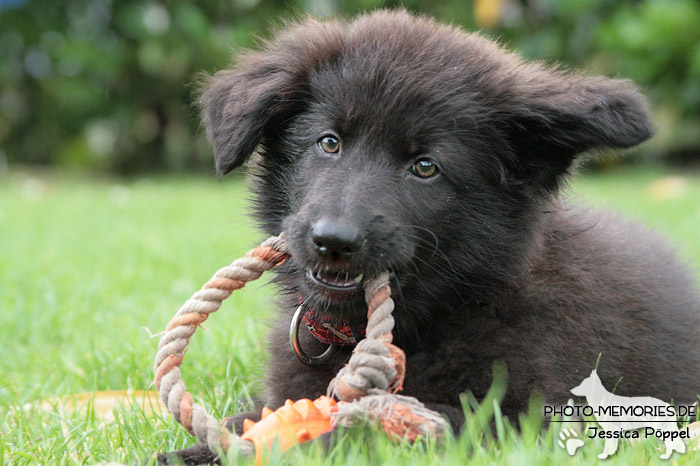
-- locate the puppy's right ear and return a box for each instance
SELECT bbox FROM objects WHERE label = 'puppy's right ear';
[200,17,343,175]
[200,66,303,175]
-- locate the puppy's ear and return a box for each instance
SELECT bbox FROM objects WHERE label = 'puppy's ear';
[502,71,654,189]
[199,65,303,175]
[199,17,343,175]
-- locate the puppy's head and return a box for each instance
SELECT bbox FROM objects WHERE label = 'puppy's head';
[200,11,653,323]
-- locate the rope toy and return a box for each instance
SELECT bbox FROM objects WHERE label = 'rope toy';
[154,233,448,463]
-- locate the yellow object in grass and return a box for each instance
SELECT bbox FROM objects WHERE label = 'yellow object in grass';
[25,390,164,420]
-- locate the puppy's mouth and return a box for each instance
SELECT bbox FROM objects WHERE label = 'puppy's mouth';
[307,268,364,292]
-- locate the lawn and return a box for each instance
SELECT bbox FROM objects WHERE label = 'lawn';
[1,166,699,465]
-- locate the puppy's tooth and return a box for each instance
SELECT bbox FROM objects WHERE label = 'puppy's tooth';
[354,273,364,283]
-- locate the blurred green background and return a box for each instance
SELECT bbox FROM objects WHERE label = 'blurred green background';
[1,0,700,174]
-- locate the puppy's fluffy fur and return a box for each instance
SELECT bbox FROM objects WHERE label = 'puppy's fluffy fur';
[159,10,700,464]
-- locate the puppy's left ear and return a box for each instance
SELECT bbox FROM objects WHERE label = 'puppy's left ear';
[199,65,304,175]
[503,72,654,189]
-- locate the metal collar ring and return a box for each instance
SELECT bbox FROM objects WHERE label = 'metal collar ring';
[289,301,338,366]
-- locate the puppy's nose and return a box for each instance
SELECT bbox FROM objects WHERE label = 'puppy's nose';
[311,218,364,260]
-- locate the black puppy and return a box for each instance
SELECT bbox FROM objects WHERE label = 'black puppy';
[159,10,700,465]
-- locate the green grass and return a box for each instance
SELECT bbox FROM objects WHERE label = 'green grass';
[1,167,699,465]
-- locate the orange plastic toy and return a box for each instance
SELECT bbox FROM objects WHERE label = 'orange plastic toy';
[240,396,338,463]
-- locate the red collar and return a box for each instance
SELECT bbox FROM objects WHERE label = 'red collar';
[302,307,365,346]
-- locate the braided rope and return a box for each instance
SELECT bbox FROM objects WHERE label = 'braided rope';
[327,275,448,438]
[333,389,449,440]
[154,233,444,459]
[327,272,406,401]
[154,234,289,456]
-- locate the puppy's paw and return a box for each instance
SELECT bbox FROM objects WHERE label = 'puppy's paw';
[223,411,261,436]
[156,443,219,465]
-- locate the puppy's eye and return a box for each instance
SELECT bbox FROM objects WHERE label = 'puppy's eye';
[409,158,439,179]
[318,135,340,154]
